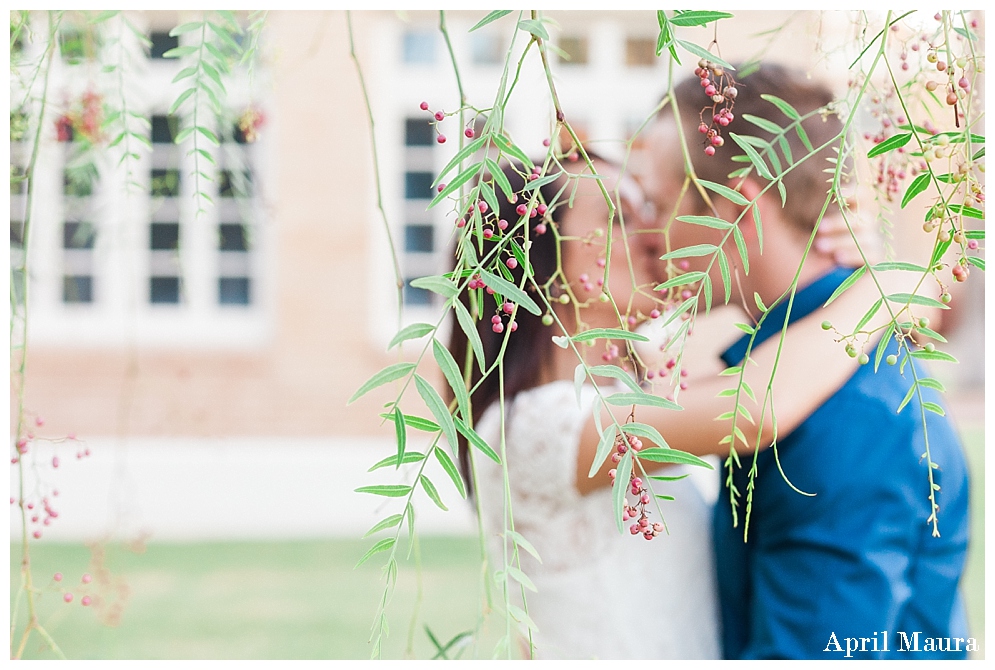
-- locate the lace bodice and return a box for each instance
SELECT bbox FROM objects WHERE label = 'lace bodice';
[474,381,721,659]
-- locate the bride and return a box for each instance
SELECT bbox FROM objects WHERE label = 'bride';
[448,154,867,659]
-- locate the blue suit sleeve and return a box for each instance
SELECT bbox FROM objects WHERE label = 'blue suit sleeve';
[741,399,922,659]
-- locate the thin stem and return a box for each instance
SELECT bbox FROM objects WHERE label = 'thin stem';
[346,11,403,325]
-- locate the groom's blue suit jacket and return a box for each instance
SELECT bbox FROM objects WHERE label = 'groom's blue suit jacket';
[713,267,971,660]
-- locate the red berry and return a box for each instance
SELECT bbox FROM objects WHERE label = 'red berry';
[33,530,41,539]
[437,183,446,193]
[534,224,547,235]
[64,593,73,603]
[437,134,447,144]
[419,101,429,111]
[492,322,504,333]
[506,257,518,269]
[81,596,92,606]
[52,456,59,468]
[537,204,547,216]
[82,573,92,584]
[704,146,716,156]
[650,309,661,319]
[497,219,508,231]
[629,524,640,535]
[465,128,474,138]
[516,204,528,216]
[510,321,518,332]
[503,302,514,314]
[482,228,493,239]
[698,123,709,134]
[54,572,63,582]
[478,200,488,213]
[434,111,445,121]
[542,138,551,147]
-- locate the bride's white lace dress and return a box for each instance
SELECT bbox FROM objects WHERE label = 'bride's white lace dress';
[474,381,721,660]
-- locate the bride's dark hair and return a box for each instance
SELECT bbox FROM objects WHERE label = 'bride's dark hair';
[446,158,574,495]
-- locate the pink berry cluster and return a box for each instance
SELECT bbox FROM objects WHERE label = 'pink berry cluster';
[54,572,94,608]
[490,301,520,334]
[607,434,664,541]
[11,415,90,541]
[693,58,738,157]
[418,101,478,144]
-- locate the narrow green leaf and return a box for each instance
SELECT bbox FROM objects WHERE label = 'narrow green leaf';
[355,484,412,498]
[380,412,439,433]
[637,447,714,469]
[654,271,706,291]
[854,298,882,332]
[388,322,434,350]
[760,93,800,120]
[613,452,633,533]
[901,173,931,208]
[433,339,470,422]
[434,446,466,499]
[922,401,946,416]
[885,293,950,310]
[492,133,533,169]
[368,450,424,472]
[355,537,396,568]
[729,133,773,180]
[168,88,196,116]
[718,249,731,304]
[732,226,750,274]
[194,125,219,145]
[872,261,928,272]
[742,113,783,135]
[171,65,198,83]
[589,424,617,478]
[649,473,690,482]
[348,362,416,404]
[605,392,682,411]
[434,136,488,186]
[660,244,717,260]
[697,179,749,206]
[873,332,893,372]
[454,417,500,464]
[676,215,734,230]
[364,514,403,537]
[571,328,650,343]
[200,60,226,94]
[506,566,537,592]
[474,182,497,223]
[675,39,734,70]
[754,292,767,313]
[470,10,513,32]
[508,604,539,632]
[823,266,865,306]
[484,158,513,200]
[910,349,958,363]
[752,204,764,251]
[946,204,984,219]
[517,18,549,41]
[867,132,913,158]
[522,171,563,192]
[479,270,541,315]
[169,21,203,36]
[621,422,669,449]
[964,230,984,240]
[917,377,947,393]
[414,374,459,455]
[162,45,199,59]
[506,529,541,563]
[734,322,755,334]
[410,275,458,299]
[452,299,486,374]
[394,407,406,470]
[429,163,482,209]
[669,10,734,26]
[420,475,448,511]
[587,365,642,394]
[966,256,984,271]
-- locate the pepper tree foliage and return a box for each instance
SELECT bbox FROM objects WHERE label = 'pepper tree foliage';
[8,9,984,661]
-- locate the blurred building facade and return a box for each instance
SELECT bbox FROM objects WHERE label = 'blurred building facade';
[10,10,984,540]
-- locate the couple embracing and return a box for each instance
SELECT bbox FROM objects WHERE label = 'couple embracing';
[447,63,970,660]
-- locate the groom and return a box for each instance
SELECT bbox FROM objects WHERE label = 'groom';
[638,63,971,659]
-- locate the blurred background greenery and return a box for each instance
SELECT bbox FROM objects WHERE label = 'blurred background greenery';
[10,424,984,660]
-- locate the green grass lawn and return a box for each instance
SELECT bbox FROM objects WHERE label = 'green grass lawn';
[10,425,984,660]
